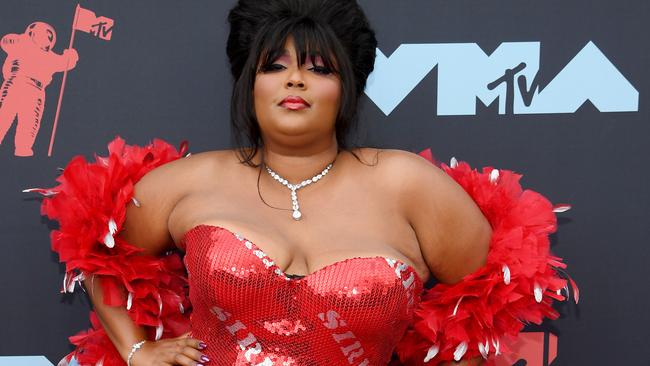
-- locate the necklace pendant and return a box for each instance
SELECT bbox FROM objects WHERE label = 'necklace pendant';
[266,161,334,222]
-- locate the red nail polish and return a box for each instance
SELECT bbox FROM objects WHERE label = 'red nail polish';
[199,342,207,350]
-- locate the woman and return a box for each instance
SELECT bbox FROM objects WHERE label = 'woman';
[31,0,575,365]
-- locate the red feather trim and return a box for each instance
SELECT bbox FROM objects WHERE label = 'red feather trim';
[30,138,576,365]
[393,150,578,365]
[31,136,191,366]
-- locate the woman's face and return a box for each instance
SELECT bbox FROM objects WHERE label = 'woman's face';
[253,36,341,146]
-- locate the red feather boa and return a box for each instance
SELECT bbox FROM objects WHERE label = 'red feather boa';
[31,136,191,366]
[392,151,578,365]
[29,138,576,365]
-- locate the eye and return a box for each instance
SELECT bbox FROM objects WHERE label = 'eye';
[258,63,286,73]
[309,66,333,75]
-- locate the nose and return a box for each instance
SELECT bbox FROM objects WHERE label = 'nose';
[285,67,306,89]
[286,78,305,89]
[286,80,305,88]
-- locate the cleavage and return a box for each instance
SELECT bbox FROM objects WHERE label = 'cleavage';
[192,223,405,278]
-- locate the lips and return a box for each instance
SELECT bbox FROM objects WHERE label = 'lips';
[280,95,310,110]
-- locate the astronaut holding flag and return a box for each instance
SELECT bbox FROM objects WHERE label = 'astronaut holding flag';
[0,5,113,157]
[0,22,79,157]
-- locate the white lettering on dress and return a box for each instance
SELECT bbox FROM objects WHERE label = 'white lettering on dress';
[317,310,370,365]
[210,306,273,365]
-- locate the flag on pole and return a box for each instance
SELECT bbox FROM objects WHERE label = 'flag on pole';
[48,4,115,156]
[73,5,114,41]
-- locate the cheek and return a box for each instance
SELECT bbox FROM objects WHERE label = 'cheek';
[253,76,275,104]
[318,80,342,110]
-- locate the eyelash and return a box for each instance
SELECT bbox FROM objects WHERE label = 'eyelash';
[259,63,333,75]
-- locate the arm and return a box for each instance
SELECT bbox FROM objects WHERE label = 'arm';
[33,137,207,366]
[84,275,148,361]
[54,48,79,72]
[398,153,491,285]
[391,151,576,366]
[396,151,490,366]
[82,155,188,361]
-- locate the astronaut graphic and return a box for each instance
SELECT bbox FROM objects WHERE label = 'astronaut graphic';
[0,22,78,157]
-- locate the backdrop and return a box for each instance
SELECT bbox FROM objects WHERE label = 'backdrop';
[1,0,647,365]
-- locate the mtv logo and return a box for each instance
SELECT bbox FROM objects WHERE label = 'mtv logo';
[366,41,638,116]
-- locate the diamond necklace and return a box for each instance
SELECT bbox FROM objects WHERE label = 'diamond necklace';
[265,160,334,221]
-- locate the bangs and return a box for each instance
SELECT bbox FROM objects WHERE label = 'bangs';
[255,19,341,74]
[227,0,378,166]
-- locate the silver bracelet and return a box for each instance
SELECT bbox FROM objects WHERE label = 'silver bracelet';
[127,340,146,366]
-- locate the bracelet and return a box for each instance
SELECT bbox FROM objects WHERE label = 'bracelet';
[127,340,146,366]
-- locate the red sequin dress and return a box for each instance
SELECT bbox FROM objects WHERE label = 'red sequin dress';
[31,137,577,366]
[182,224,423,365]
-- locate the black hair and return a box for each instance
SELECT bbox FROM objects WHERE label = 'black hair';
[227,0,378,166]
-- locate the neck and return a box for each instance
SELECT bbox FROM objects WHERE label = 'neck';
[256,136,340,183]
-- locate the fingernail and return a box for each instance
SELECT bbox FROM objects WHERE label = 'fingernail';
[198,342,207,350]
[201,355,210,362]
[197,364,204,366]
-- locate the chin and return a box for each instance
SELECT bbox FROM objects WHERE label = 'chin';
[277,125,312,137]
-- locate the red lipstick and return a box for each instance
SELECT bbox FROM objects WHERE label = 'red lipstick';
[280,95,310,110]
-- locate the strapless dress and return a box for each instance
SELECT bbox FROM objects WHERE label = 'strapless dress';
[37,137,575,366]
[181,224,424,365]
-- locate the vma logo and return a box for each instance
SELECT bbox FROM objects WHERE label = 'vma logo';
[365,41,639,116]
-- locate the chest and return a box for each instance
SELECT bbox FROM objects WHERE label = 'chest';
[182,224,422,364]
[183,225,423,365]
[169,161,429,281]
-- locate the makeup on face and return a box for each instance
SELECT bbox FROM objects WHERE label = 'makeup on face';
[260,48,332,73]
[253,36,341,139]
[280,95,310,110]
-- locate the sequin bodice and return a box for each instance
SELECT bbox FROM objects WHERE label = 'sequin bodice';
[181,224,423,365]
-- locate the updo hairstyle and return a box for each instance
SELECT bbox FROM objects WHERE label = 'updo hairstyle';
[226,0,378,165]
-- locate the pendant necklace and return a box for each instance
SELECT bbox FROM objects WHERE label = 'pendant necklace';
[265,160,334,221]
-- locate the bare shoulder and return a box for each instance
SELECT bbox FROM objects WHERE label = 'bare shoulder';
[351,147,450,188]
[144,148,237,189]
[364,148,492,284]
[120,148,236,255]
